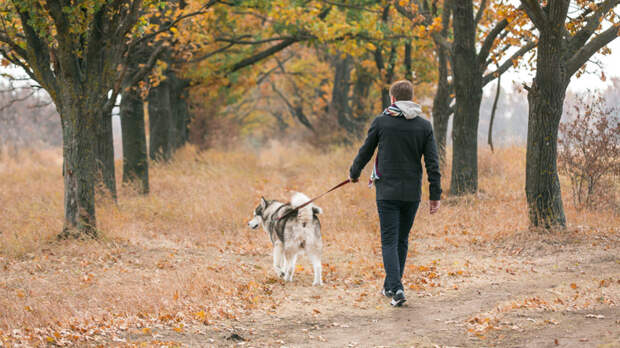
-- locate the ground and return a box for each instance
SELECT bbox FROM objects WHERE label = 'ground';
[1,145,618,347]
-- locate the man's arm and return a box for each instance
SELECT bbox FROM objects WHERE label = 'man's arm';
[423,127,442,203]
[349,117,380,181]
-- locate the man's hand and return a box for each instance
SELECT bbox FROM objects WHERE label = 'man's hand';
[349,175,359,183]
[429,200,440,214]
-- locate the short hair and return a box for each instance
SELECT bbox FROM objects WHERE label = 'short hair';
[389,80,414,101]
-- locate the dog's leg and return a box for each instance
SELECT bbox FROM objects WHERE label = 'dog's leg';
[273,242,285,278]
[308,249,323,286]
[284,248,298,282]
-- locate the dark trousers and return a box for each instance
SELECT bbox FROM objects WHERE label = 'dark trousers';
[376,200,420,292]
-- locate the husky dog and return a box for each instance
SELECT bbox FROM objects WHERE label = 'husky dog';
[248,192,323,286]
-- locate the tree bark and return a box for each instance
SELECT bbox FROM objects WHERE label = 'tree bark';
[524,17,568,228]
[120,86,149,194]
[330,54,354,133]
[378,44,397,109]
[487,75,501,152]
[351,62,374,135]
[94,109,117,199]
[450,0,482,195]
[432,38,452,166]
[168,72,191,150]
[58,99,98,238]
[148,78,173,161]
[525,83,567,228]
[404,40,413,81]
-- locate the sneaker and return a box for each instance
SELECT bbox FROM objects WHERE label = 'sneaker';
[381,288,394,298]
[390,289,406,307]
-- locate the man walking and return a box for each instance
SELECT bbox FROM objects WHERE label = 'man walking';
[349,80,442,307]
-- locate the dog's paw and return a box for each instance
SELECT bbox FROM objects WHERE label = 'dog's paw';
[312,280,323,286]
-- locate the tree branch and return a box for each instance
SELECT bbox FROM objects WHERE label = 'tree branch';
[477,18,509,67]
[228,37,299,73]
[11,2,58,97]
[318,0,381,13]
[567,0,620,56]
[474,0,488,25]
[431,31,453,51]
[566,23,620,77]
[215,35,297,45]
[126,43,167,88]
[482,40,536,86]
[519,0,548,30]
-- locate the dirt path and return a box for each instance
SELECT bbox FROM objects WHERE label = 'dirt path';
[118,238,619,348]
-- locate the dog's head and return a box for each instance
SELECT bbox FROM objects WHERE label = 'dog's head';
[248,197,269,229]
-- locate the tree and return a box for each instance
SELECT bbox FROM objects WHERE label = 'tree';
[396,0,535,173]
[0,0,203,237]
[519,0,620,228]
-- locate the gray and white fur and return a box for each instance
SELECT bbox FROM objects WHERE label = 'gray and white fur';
[248,192,323,286]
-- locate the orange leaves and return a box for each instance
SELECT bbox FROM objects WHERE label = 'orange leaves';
[172,324,184,333]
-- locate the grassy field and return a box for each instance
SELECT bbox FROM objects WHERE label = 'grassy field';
[1,143,618,347]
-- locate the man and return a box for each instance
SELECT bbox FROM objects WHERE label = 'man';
[349,79,441,307]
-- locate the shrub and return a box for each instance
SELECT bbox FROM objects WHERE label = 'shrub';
[558,93,619,211]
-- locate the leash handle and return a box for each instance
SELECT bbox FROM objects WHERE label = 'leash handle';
[277,179,350,220]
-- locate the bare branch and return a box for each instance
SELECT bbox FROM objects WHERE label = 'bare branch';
[0,89,35,112]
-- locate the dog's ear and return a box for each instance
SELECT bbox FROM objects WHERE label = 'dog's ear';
[312,205,323,215]
[260,196,268,208]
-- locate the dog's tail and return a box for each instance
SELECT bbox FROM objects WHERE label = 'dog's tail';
[291,192,321,225]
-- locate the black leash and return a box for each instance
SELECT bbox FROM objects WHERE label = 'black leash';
[277,179,351,220]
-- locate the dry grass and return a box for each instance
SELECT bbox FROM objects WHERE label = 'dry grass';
[0,143,618,346]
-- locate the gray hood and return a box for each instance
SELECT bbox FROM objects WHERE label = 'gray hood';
[393,101,423,119]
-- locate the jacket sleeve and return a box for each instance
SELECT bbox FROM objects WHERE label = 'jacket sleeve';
[349,117,379,180]
[423,127,442,200]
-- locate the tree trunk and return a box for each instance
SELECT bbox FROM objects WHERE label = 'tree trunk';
[330,54,354,133]
[379,44,397,109]
[432,104,450,166]
[525,24,568,229]
[169,74,190,150]
[404,40,413,81]
[95,109,117,199]
[121,86,149,194]
[148,78,173,161]
[351,63,374,135]
[450,0,481,195]
[432,39,452,166]
[58,100,98,238]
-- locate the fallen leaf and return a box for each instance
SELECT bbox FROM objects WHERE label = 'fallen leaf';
[585,314,604,319]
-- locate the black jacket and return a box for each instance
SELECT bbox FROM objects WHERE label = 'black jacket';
[349,113,442,201]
